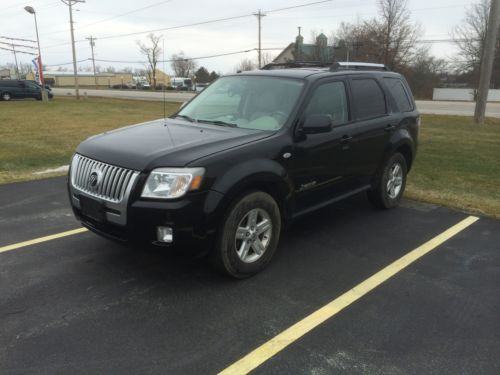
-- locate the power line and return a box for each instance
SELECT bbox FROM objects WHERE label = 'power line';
[0,41,38,50]
[44,58,89,66]
[75,0,175,30]
[0,35,37,43]
[94,49,260,64]
[0,46,36,55]
[93,0,335,41]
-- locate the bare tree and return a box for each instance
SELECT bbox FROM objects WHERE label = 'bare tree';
[334,0,420,69]
[137,33,162,89]
[403,47,448,98]
[261,52,276,66]
[170,51,197,77]
[452,0,500,87]
[235,58,256,72]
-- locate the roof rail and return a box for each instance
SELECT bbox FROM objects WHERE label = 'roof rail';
[330,62,389,71]
[261,61,331,70]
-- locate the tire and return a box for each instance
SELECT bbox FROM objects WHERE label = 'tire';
[1,92,11,101]
[368,152,407,209]
[211,191,281,278]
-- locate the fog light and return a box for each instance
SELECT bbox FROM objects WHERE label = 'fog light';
[156,226,173,243]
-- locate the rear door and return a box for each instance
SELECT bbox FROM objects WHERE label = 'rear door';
[291,78,359,212]
[348,75,394,183]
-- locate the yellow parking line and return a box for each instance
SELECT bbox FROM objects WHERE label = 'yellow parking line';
[0,228,88,254]
[219,215,479,375]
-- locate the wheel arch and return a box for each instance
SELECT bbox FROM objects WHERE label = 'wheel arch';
[209,159,294,224]
[387,129,415,171]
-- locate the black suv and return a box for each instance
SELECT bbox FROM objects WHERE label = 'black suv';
[68,62,419,278]
[0,79,53,101]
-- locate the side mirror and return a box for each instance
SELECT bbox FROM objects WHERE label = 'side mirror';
[301,114,333,134]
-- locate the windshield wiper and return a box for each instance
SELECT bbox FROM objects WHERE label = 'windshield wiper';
[174,114,196,123]
[197,119,237,128]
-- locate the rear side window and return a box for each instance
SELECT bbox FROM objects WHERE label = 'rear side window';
[0,81,15,87]
[305,81,348,125]
[350,78,386,120]
[384,77,413,112]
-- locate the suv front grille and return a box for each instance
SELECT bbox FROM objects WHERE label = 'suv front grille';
[71,154,138,203]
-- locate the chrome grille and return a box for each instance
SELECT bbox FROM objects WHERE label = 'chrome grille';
[71,154,138,203]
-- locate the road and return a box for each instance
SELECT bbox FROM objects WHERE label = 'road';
[52,88,500,117]
[1,177,499,374]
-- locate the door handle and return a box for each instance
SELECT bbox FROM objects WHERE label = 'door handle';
[340,135,353,143]
[384,124,396,132]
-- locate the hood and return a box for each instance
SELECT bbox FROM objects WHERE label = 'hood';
[76,118,271,171]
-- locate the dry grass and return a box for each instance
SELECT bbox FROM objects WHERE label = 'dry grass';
[0,97,180,184]
[406,114,500,218]
[1,99,499,217]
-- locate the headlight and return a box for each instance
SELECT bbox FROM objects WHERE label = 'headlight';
[141,167,205,199]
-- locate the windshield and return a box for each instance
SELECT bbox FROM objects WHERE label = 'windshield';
[176,75,304,131]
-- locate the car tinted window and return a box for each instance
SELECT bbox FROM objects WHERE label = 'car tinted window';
[350,78,386,120]
[305,81,348,125]
[0,81,15,87]
[384,77,412,112]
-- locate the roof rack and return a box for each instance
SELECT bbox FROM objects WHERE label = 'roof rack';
[261,61,331,70]
[330,62,389,71]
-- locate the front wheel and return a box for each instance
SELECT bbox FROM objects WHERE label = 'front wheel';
[368,152,407,209]
[211,191,281,278]
[1,92,11,101]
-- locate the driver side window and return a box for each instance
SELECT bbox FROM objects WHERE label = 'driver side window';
[305,81,348,126]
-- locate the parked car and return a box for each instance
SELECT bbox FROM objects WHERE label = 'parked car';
[68,62,419,278]
[195,83,209,92]
[0,79,53,101]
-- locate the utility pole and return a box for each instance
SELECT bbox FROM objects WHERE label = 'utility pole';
[61,0,85,99]
[86,36,97,86]
[11,44,20,79]
[474,0,500,124]
[253,9,266,69]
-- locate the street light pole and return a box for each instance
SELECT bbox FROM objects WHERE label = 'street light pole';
[24,5,48,102]
[61,0,85,100]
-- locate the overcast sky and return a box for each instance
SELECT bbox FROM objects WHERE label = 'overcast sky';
[0,0,472,74]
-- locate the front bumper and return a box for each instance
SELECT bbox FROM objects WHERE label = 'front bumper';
[71,188,224,249]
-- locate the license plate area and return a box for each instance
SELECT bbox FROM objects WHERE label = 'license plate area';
[79,195,106,223]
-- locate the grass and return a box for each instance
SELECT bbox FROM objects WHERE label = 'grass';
[0,97,180,184]
[1,98,499,218]
[406,114,500,219]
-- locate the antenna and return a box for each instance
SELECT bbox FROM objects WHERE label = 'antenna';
[162,38,167,124]
[162,36,175,145]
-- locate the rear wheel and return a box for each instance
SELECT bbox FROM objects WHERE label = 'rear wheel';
[211,191,281,278]
[368,152,407,209]
[1,92,11,101]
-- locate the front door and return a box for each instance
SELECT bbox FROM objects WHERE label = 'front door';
[291,79,359,214]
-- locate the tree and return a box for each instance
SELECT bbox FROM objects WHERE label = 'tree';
[453,0,500,88]
[209,71,220,82]
[261,52,276,66]
[194,66,210,83]
[137,33,162,89]
[235,58,255,72]
[170,51,197,77]
[333,0,420,70]
[105,66,116,73]
[403,48,448,98]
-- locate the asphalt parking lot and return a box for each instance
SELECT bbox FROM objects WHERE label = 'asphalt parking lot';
[1,177,499,374]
